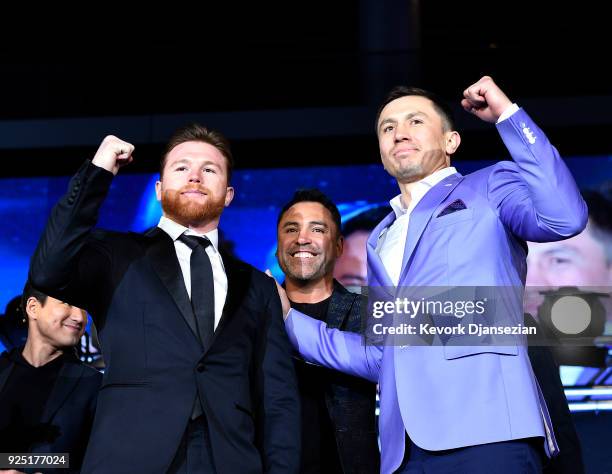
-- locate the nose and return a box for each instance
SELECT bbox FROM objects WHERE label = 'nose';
[394,123,411,142]
[296,228,312,245]
[188,168,202,183]
[69,307,86,326]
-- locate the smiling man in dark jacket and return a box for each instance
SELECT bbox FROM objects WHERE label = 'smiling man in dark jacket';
[275,189,380,474]
[0,281,101,473]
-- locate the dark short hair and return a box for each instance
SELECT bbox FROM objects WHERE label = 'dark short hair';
[160,123,234,183]
[20,280,48,322]
[277,189,342,236]
[375,86,455,133]
[342,205,392,237]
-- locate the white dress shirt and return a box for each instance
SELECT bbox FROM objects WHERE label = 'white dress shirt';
[378,167,458,285]
[158,216,227,330]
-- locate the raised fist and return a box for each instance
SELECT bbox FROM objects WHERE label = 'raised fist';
[91,135,135,175]
[461,76,513,123]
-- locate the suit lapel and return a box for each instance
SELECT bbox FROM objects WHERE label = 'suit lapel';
[366,211,396,295]
[326,281,356,329]
[40,355,83,423]
[145,228,201,344]
[398,173,463,283]
[0,353,85,424]
[203,251,250,356]
[0,353,14,393]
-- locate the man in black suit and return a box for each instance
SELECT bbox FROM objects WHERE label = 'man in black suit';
[274,189,379,474]
[525,314,584,474]
[29,125,300,473]
[0,281,101,473]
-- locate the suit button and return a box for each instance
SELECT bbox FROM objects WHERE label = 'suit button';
[196,363,205,372]
[67,198,75,205]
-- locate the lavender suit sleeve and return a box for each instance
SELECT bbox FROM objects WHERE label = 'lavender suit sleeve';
[490,108,588,242]
[284,309,382,383]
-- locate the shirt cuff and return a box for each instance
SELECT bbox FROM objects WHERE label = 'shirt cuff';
[496,103,520,123]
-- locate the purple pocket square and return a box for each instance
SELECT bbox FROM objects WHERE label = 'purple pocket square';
[437,199,467,217]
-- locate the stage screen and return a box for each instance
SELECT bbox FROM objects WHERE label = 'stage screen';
[1,155,611,384]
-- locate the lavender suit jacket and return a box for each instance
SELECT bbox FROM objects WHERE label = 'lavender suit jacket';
[285,109,587,474]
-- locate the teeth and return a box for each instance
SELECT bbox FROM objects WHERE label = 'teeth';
[293,252,314,258]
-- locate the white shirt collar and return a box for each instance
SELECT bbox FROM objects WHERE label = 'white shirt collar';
[157,215,220,252]
[389,166,458,217]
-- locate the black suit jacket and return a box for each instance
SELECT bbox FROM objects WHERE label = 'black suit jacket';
[320,282,380,473]
[526,314,585,474]
[29,161,300,474]
[0,349,101,473]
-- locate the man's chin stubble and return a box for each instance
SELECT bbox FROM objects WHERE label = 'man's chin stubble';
[394,165,425,183]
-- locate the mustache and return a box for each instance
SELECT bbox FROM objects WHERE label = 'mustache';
[288,246,319,255]
[179,184,211,194]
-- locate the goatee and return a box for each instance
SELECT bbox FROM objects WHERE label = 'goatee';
[278,247,334,283]
[161,185,225,227]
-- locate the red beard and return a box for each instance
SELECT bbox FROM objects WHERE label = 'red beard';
[161,185,226,227]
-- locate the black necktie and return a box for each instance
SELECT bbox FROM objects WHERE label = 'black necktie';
[178,234,215,349]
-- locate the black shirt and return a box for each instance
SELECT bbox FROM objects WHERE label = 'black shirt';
[291,297,344,474]
[0,349,68,451]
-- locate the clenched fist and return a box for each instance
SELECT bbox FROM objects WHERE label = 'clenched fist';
[461,76,513,123]
[91,135,135,175]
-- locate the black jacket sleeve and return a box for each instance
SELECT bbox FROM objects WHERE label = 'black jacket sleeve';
[29,160,115,317]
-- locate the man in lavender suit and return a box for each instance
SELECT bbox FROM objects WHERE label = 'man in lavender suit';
[276,76,587,473]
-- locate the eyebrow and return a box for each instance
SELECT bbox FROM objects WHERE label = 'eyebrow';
[378,111,428,132]
[169,158,220,168]
[542,247,579,256]
[169,158,190,166]
[281,220,330,228]
[309,220,329,227]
